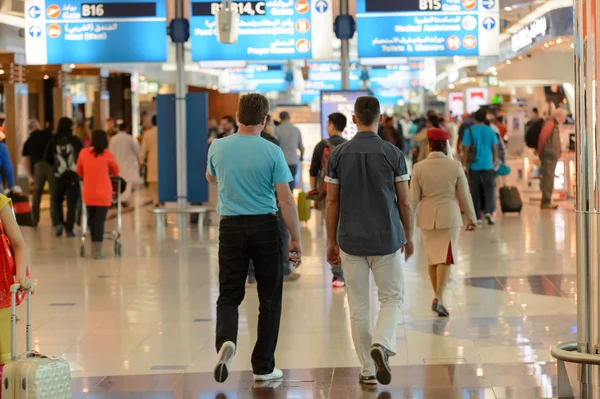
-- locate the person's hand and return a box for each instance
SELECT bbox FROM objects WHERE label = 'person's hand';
[327,242,341,266]
[466,222,477,231]
[403,238,414,261]
[15,273,32,291]
[288,240,303,268]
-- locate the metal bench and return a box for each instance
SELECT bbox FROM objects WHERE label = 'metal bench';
[149,207,214,233]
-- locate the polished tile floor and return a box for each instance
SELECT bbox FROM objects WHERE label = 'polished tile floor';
[14,192,579,398]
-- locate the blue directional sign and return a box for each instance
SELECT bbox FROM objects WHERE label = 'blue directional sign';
[305,62,360,91]
[482,0,495,10]
[369,62,426,90]
[223,63,287,93]
[28,25,42,37]
[190,0,331,61]
[315,0,328,13]
[25,0,167,64]
[356,0,499,58]
[28,5,41,18]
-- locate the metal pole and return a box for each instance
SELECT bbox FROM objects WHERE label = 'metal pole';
[575,0,600,396]
[175,0,188,233]
[340,0,350,90]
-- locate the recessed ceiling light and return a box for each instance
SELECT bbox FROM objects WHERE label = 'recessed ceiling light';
[556,38,563,44]
[69,64,75,69]
[518,55,524,60]
[544,43,550,48]
[492,71,498,76]
[571,43,575,48]
[506,60,512,64]
[43,75,49,79]
[0,70,4,75]
[504,6,513,11]
[449,84,455,89]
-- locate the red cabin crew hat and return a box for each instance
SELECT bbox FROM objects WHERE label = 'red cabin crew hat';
[426,128,450,141]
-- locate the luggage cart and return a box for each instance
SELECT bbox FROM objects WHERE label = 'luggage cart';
[80,177,126,257]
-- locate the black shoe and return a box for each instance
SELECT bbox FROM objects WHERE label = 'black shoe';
[66,231,76,238]
[359,375,378,385]
[55,225,65,237]
[434,302,450,317]
[370,344,392,385]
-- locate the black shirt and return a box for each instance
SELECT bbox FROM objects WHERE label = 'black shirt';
[22,130,52,170]
[261,132,280,147]
[309,135,347,177]
[44,132,83,167]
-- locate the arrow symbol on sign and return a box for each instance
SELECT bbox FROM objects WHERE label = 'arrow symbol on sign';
[483,17,495,29]
[482,0,495,9]
[315,0,328,12]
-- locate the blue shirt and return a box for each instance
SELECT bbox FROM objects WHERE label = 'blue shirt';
[208,134,292,216]
[462,124,498,171]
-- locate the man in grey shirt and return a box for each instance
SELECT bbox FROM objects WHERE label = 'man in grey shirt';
[325,96,414,386]
[275,111,304,190]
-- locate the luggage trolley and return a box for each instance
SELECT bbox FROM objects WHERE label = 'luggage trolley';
[80,177,127,257]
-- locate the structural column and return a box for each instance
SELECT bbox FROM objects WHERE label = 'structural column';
[93,72,109,131]
[574,0,600,397]
[3,56,28,178]
[339,0,350,90]
[52,69,72,123]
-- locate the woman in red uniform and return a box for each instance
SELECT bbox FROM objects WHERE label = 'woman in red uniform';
[76,130,119,259]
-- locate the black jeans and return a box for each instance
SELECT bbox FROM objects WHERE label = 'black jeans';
[87,206,109,242]
[32,161,55,225]
[52,176,80,232]
[216,214,283,375]
[288,164,298,190]
[248,208,290,279]
[468,169,496,219]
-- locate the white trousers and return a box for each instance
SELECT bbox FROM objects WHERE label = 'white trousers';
[340,248,404,377]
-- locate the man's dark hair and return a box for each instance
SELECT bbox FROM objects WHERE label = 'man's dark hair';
[57,117,74,133]
[428,114,440,128]
[152,115,157,126]
[221,115,235,124]
[238,94,270,126]
[91,130,109,157]
[328,112,347,132]
[532,107,539,114]
[474,108,488,123]
[354,96,381,126]
[119,122,131,133]
[279,111,290,121]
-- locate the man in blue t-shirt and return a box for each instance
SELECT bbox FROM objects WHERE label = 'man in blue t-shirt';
[206,93,302,384]
[462,108,498,225]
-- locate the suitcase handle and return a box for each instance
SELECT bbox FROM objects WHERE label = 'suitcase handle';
[10,283,33,360]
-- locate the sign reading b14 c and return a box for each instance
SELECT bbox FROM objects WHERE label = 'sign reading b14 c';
[25,0,167,64]
[356,0,499,58]
[190,0,333,61]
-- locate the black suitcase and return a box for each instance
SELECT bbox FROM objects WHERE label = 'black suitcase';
[499,186,523,214]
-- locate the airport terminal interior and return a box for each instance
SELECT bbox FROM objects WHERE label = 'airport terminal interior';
[0,0,594,397]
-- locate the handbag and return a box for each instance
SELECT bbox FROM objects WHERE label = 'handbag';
[0,220,26,309]
[466,128,477,165]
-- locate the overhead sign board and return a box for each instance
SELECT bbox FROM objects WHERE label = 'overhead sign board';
[305,61,361,90]
[25,0,167,64]
[511,16,548,53]
[220,63,287,93]
[190,0,333,61]
[320,90,371,140]
[356,0,499,58]
[370,60,426,89]
[373,88,406,106]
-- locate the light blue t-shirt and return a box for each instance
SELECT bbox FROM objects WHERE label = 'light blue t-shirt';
[462,124,499,171]
[208,134,293,216]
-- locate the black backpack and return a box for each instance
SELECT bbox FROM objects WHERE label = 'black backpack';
[525,119,544,149]
[54,136,77,178]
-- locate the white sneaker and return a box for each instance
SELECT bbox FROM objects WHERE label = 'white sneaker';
[253,368,283,381]
[214,341,236,383]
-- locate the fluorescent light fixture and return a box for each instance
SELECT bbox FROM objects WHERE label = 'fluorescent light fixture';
[504,6,513,11]
[198,60,247,69]
[359,57,409,66]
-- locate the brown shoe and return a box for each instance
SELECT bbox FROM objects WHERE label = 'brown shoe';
[284,273,301,282]
[541,203,559,210]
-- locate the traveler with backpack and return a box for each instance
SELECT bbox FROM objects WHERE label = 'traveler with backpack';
[462,109,498,225]
[44,117,83,237]
[536,108,568,209]
[308,112,347,288]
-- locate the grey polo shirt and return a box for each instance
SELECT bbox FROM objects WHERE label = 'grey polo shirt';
[325,131,410,257]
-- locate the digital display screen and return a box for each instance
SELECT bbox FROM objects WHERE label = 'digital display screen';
[320,90,371,140]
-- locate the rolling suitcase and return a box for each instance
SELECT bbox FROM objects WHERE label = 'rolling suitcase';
[2,284,72,399]
[499,186,523,214]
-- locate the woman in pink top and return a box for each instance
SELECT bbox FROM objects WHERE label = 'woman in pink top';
[76,130,119,259]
